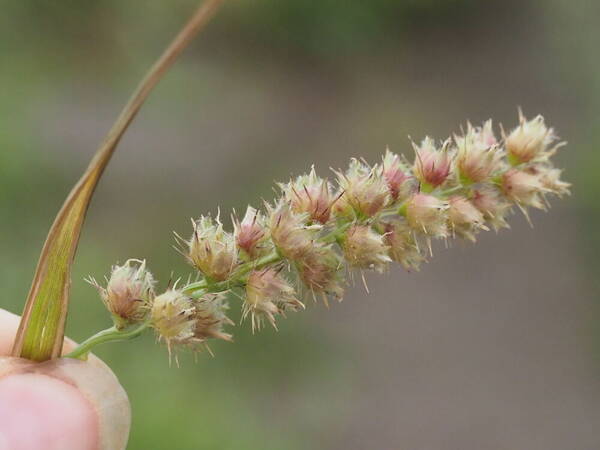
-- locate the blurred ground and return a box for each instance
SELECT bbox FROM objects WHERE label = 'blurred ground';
[1,1,599,449]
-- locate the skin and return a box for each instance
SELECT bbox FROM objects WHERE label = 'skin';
[0,309,130,450]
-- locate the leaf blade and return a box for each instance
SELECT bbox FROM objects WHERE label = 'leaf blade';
[12,0,225,362]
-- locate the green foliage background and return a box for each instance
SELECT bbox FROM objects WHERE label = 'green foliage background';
[0,1,598,449]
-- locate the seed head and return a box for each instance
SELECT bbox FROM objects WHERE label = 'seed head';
[268,201,316,260]
[87,259,155,329]
[447,196,488,242]
[412,137,453,190]
[471,187,512,231]
[243,267,303,332]
[334,159,389,218]
[383,221,424,271]
[234,206,268,260]
[188,215,238,281]
[281,167,335,224]
[505,112,558,164]
[382,150,411,201]
[455,120,504,183]
[405,193,449,238]
[342,225,391,273]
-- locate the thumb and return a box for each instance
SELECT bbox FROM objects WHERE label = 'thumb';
[0,370,98,450]
[0,309,130,450]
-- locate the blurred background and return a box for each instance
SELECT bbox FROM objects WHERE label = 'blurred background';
[1,0,599,448]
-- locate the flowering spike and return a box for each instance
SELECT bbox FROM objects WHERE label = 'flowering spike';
[87,259,155,329]
[70,111,571,362]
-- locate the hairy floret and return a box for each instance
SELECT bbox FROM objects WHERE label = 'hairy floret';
[281,166,336,224]
[334,159,389,219]
[342,225,391,273]
[87,259,155,329]
[243,267,303,332]
[187,215,238,281]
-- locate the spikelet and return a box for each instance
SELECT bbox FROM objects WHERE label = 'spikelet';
[234,206,269,260]
[383,221,424,271]
[447,196,488,242]
[454,120,504,184]
[412,137,453,190]
[405,193,449,239]
[334,159,389,219]
[382,150,412,202]
[267,201,316,260]
[342,225,391,273]
[243,267,303,332]
[296,245,345,305]
[187,215,238,281]
[281,166,336,224]
[87,259,155,329]
[505,111,560,165]
[471,187,513,232]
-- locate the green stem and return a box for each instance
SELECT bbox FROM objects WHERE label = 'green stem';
[65,321,151,360]
[183,250,282,297]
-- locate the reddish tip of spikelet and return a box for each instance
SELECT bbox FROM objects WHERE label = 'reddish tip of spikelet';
[382,149,412,202]
[233,206,269,260]
[412,137,453,190]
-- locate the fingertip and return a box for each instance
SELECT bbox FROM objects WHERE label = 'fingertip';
[0,373,98,450]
